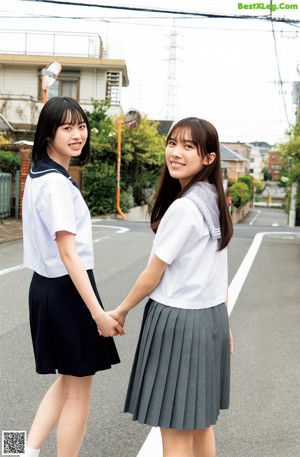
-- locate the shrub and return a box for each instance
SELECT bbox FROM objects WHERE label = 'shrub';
[0,150,21,175]
[228,181,251,208]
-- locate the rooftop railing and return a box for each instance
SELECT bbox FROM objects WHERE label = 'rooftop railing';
[0,30,104,59]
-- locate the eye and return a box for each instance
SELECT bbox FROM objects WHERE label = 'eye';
[79,123,87,130]
[167,139,176,146]
[185,143,194,149]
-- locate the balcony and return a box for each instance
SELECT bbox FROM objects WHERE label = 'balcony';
[0,29,104,59]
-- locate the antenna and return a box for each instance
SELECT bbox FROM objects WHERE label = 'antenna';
[42,61,62,104]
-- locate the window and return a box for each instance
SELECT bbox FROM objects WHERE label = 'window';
[106,71,121,105]
[38,70,80,100]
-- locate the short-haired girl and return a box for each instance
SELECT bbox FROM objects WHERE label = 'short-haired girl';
[21,97,124,457]
[109,117,233,457]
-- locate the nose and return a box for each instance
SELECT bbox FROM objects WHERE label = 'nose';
[72,128,82,138]
[171,144,182,157]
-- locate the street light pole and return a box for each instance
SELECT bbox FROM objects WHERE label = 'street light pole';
[116,119,126,220]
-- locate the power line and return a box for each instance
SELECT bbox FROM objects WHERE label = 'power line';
[1,12,299,33]
[270,0,292,130]
[19,0,300,25]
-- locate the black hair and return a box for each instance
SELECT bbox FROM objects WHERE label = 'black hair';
[31,97,90,164]
[150,117,233,249]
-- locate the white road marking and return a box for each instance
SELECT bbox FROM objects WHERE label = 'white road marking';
[0,264,24,276]
[0,225,129,276]
[92,220,130,234]
[249,209,261,226]
[137,231,299,457]
[93,236,110,244]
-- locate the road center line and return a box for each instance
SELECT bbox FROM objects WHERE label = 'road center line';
[137,231,298,457]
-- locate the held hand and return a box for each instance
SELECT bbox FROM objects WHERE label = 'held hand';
[94,310,125,337]
[108,307,128,328]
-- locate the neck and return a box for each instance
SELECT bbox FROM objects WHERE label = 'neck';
[47,152,70,171]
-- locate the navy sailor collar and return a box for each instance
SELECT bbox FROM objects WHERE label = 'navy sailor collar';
[29,159,80,190]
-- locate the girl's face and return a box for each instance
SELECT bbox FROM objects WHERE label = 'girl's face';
[165,128,214,188]
[47,112,88,168]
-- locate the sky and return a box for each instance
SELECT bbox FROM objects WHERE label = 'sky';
[0,0,299,145]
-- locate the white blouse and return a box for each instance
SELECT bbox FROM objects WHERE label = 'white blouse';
[149,198,228,309]
[23,172,94,278]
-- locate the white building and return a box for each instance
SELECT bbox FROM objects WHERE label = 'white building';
[0,30,129,132]
[249,146,263,180]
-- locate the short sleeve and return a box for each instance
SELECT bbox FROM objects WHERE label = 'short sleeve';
[153,198,207,265]
[37,175,77,239]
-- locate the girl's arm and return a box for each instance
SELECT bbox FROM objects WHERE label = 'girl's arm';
[56,231,125,337]
[224,289,233,355]
[109,254,168,328]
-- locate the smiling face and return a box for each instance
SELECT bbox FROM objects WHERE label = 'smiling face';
[47,111,88,168]
[165,127,215,189]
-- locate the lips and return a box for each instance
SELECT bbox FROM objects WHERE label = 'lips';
[69,142,82,150]
[170,161,185,167]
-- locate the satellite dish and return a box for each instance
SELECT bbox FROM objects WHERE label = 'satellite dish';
[42,61,62,90]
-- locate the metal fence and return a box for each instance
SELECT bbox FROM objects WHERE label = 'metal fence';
[0,173,12,220]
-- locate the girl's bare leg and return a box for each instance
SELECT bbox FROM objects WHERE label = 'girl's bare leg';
[160,428,193,457]
[25,374,93,457]
[192,427,216,457]
[56,375,93,457]
[26,376,66,450]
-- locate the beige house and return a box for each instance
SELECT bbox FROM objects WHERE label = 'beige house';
[222,142,251,174]
[0,30,129,132]
[220,144,248,181]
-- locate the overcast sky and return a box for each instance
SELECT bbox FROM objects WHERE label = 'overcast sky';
[0,0,299,144]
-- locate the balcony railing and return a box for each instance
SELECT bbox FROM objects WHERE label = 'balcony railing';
[0,30,104,59]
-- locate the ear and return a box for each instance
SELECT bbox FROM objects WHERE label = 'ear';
[203,152,216,165]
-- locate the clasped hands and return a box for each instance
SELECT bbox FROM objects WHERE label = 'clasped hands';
[97,307,127,338]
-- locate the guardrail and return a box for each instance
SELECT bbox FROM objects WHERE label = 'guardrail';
[0,173,12,221]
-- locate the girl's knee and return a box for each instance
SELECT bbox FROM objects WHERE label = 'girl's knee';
[61,375,93,400]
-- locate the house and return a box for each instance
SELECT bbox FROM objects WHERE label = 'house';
[267,150,283,181]
[220,144,248,181]
[222,142,251,175]
[249,146,263,180]
[0,30,129,132]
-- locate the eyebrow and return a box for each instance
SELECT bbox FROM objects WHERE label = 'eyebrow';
[169,136,194,143]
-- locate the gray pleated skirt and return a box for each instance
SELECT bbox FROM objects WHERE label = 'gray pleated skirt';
[124,299,230,430]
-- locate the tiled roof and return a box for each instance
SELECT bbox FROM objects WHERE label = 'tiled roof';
[220,143,247,161]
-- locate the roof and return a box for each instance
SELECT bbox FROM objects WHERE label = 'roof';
[220,144,247,162]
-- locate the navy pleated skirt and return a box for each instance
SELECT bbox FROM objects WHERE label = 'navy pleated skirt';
[124,299,230,430]
[29,270,120,377]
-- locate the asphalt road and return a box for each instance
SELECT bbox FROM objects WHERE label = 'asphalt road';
[1,207,300,457]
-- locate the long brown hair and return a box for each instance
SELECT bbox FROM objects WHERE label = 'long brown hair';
[150,117,233,249]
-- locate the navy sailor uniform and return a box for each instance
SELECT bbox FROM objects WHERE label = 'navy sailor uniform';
[22,159,120,376]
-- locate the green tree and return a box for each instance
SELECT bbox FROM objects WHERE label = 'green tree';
[228,181,251,208]
[279,112,300,184]
[0,150,21,175]
[83,100,166,215]
[278,111,300,225]
[261,166,271,181]
[238,175,253,197]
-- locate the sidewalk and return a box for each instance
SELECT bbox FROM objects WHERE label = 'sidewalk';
[0,218,23,244]
[0,206,149,245]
